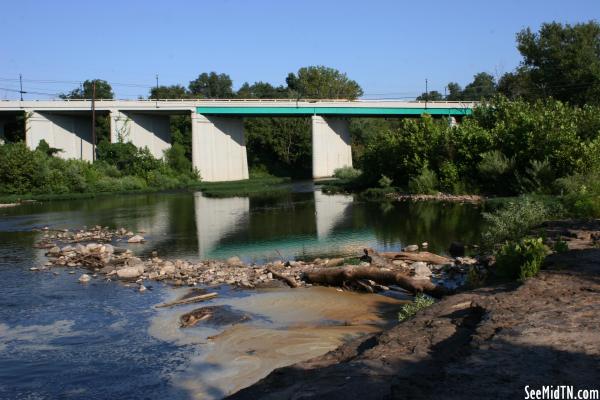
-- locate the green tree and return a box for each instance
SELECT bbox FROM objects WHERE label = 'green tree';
[287,66,363,99]
[60,79,114,99]
[515,21,600,105]
[461,72,497,100]
[446,82,463,101]
[188,72,234,98]
[416,90,443,101]
[237,81,289,98]
[150,85,189,99]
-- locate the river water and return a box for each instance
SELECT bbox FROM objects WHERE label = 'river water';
[0,186,484,399]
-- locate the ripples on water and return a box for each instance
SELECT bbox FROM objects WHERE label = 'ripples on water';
[0,188,484,399]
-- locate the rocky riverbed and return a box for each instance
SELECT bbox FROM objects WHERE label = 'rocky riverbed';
[31,225,480,294]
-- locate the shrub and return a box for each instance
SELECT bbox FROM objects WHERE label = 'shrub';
[398,293,435,322]
[378,174,393,188]
[333,166,362,181]
[438,161,460,193]
[408,166,438,194]
[0,142,41,193]
[165,143,192,175]
[554,239,569,253]
[495,237,548,281]
[482,196,554,247]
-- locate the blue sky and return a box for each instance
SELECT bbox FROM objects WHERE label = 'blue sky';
[0,0,598,99]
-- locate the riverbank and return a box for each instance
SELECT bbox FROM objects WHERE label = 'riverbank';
[229,219,600,399]
[0,176,292,204]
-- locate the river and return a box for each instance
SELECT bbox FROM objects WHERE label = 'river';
[0,185,484,399]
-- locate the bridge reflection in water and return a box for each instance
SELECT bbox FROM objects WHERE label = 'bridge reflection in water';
[193,190,374,262]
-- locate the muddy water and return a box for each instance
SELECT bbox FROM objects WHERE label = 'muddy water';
[149,287,402,399]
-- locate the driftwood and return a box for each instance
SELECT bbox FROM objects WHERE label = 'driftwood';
[156,292,218,308]
[379,251,452,265]
[267,268,300,288]
[303,266,449,298]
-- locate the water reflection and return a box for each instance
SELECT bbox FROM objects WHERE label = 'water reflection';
[0,189,484,264]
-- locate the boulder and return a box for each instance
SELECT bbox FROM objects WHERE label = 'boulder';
[47,246,61,255]
[117,265,144,280]
[161,261,175,275]
[78,274,91,283]
[449,242,465,257]
[404,244,419,252]
[128,235,145,243]
[413,262,432,279]
[226,256,243,267]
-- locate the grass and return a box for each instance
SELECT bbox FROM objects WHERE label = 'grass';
[398,293,436,322]
[195,176,291,198]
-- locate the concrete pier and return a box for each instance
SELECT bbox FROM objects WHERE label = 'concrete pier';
[110,110,171,158]
[25,111,94,161]
[192,114,249,182]
[311,116,353,179]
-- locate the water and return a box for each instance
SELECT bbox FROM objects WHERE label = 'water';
[0,187,484,399]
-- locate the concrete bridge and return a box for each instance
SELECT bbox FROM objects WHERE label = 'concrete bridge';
[0,99,474,181]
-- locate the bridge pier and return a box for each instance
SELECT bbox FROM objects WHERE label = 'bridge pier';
[191,114,249,182]
[25,111,94,161]
[311,115,352,179]
[109,110,171,159]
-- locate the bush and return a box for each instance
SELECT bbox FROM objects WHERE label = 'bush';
[333,166,362,180]
[408,166,438,194]
[495,237,548,281]
[482,196,555,247]
[438,161,460,193]
[378,174,392,188]
[398,293,435,322]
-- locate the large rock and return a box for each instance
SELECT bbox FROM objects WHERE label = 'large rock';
[128,235,145,243]
[413,262,432,279]
[227,256,243,267]
[117,265,144,280]
[404,244,419,252]
[78,274,91,283]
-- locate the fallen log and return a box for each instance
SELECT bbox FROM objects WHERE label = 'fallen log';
[267,268,300,288]
[303,266,449,298]
[156,292,218,308]
[379,251,452,265]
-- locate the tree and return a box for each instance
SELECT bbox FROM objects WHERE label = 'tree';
[188,72,234,98]
[287,66,363,99]
[446,82,463,101]
[416,90,443,101]
[497,69,534,100]
[461,72,497,100]
[150,85,189,99]
[237,81,289,98]
[60,79,114,99]
[515,21,600,105]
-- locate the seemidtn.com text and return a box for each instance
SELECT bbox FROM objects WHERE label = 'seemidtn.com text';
[525,386,599,400]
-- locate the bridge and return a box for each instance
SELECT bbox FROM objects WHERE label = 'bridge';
[0,99,474,181]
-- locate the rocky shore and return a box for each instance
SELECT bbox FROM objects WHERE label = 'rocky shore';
[32,225,479,294]
[387,193,484,203]
[229,219,600,399]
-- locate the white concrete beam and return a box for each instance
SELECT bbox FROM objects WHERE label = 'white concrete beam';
[25,111,94,161]
[109,110,171,159]
[311,116,352,179]
[192,114,249,182]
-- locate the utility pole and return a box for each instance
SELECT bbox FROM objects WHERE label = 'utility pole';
[425,78,428,109]
[19,74,24,101]
[155,73,159,108]
[91,81,96,162]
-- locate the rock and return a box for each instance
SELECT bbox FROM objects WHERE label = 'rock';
[161,261,175,275]
[29,267,39,271]
[392,259,408,267]
[128,235,145,243]
[413,262,432,278]
[449,241,465,258]
[139,285,147,292]
[421,242,429,248]
[78,274,91,283]
[404,244,419,252]
[116,265,144,280]
[227,256,243,267]
[47,246,61,255]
